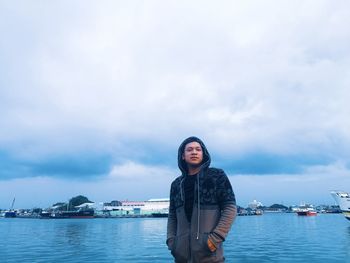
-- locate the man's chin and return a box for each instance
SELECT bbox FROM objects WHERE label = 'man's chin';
[188,163,202,168]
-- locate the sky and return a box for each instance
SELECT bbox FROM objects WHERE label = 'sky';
[1,0,350,209]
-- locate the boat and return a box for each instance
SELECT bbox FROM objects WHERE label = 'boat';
[254,209,263,216]
[330,190,350,221]
[4,211,17,218]
[4,198,16,218]
[296,209,317,216]
[151,212,168,218]
[51,209,94,218]
[295,203,317,216]
[40,208,95,219]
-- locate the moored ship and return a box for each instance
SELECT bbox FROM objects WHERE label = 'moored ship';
[295,203,317,216]
[330,190,350,221]
[40,209,94,219]
[4,211,17,218]
[151,212,168,218]
[296,209,317,216]
[4,198,17,218]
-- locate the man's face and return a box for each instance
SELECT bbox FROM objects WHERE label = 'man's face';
[182,141,203,167]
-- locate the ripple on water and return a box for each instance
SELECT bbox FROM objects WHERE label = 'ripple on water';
[1,214,349,263]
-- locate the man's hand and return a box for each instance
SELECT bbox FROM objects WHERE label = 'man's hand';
[167,237,175,250]
[207,238,216,252]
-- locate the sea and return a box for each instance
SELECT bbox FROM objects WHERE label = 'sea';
[1,213,349,263]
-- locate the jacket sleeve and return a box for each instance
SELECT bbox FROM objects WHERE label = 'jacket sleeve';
[209,171,237,246]
[166,182,177,250]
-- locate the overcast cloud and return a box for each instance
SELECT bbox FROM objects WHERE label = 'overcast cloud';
[1,1,350,208]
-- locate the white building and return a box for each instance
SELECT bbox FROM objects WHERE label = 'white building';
[102,198,169,216]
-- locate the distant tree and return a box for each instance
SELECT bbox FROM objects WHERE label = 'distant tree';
[236,205,243,213]
[68,195,93,210]
[52,202,66,207]
[51,196,93,211]
[32,208,42,214]
[52,202,67,211]
[269,204,288,210]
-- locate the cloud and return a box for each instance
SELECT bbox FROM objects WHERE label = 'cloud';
[1,1,350,206]
[219,152,333,175]
[0,149,112,180]
[1,160,349,209]
[231,161,350,207]
[108,161,176,180]
[0,161,177,208]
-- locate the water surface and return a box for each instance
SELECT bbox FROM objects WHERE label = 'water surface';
[1,213,349,262]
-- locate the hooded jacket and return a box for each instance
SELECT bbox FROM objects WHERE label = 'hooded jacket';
[167,137,237,263]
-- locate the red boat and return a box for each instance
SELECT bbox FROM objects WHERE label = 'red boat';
[295,203,317,216]
[296,210,317,216]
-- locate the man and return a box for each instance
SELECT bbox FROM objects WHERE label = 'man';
[167,136,237,263]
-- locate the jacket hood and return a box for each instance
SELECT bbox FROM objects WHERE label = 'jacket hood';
[177,136,211,175]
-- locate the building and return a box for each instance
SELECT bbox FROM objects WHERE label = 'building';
[101,198,169,217]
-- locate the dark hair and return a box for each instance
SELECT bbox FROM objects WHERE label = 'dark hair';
[177,136,211,174]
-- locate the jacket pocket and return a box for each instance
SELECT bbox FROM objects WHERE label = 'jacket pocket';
[171,234,189,262]
[192,232,216,256]
[202,232,216,254]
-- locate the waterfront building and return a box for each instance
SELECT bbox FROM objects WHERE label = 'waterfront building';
[101,198,169,217]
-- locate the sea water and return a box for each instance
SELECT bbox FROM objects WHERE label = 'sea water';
[0,213,349,263]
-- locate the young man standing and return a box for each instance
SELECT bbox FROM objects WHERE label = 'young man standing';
[167,136,237,263]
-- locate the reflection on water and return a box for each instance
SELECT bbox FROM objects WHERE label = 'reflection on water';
[347,226,350,259]
[54,221,88,246]
[1,215,349,263]
[226,213,349,263]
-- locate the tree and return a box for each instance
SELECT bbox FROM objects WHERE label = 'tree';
[51,196,93,211]
[52,202,67,211]
[269,204,288,210]
[68,195,93,210]
[32,208,42,214]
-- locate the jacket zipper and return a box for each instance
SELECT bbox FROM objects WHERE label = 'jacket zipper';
[196,171,200,240]
[189,221,192,263]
